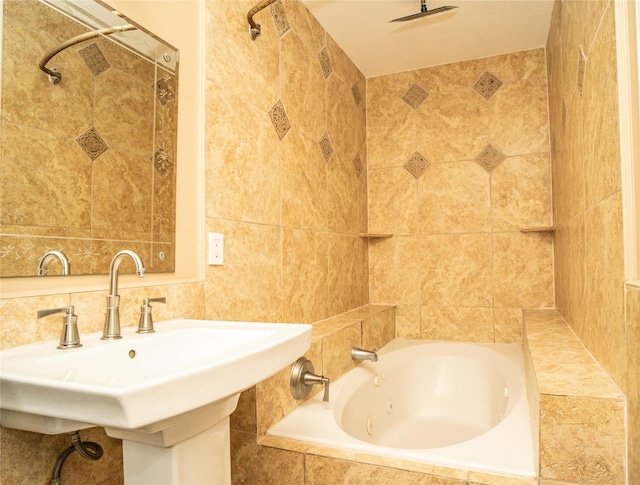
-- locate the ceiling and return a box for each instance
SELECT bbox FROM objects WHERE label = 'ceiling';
[301,0,555,78]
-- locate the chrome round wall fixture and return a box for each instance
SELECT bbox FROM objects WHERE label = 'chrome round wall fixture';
[290,357,330,402]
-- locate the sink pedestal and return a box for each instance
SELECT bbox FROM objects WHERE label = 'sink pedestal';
[106,395,239,485]
[122,417,230,485]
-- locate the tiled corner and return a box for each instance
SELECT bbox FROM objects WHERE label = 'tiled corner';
[368,167,418,235]
[351,83,362,106]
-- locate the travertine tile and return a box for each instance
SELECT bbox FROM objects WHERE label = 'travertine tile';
[468,470,537,485]
[583,194,625,386]
[282,229,329,323]
[493,307,523,343]
[524,309,622,398]
[281,30,325,140]
[415,89,489,163]
[205,83,281,225]
[369,236,420,305]
[395,305,421,339]
[418,161,491,234]
[413,57,487,94]
[327,152,360,235]
[539,394,625,484]
[420,234,493,307]
[231,387,257,433]
[231,429,304,485]
[326,74,360,166]
[361,307,396,350]
[327,234,368,315]
[421,306,494,342]
[489,76,549,156]
[206,0,279,112]
[322,321,361,381]
[490,154,552,231]
[305,454,468,485]
[581,5,621,208]
[367,74,416,169]
[204,219,282,322]
[492,232,554,308]
[626,284,640,485]
[282,130,327,232]
[368,167,418,235]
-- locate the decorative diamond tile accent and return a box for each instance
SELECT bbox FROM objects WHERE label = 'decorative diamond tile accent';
[319,132,334,163]
[270,0,290,37]
[352,83,362,106]
[404,152,430,178]
[156,76,176,105]
[473,72,503,100]
[77,43,109,76]
[268,100,291,140]
[352,152,363,177]
[577,48,586,97]
[154,148,173,175]
[402,84,428,109]
[318,47,333,79]
[76,127,108,161]
[475,144,505,173]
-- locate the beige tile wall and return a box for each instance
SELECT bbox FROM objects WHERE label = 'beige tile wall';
[367,48,553,343]
[204,0,368,325]
[546,0,637,479]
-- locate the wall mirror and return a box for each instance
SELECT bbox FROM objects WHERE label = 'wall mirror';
[0,0,178,277]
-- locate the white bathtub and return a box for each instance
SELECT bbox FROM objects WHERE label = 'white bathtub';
[268,339,536,478]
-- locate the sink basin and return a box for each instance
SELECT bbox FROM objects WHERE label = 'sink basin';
[0,319,311,433]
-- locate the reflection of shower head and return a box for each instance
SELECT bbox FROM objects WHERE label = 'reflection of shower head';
[390,0,458,22]
[38,24,136,85]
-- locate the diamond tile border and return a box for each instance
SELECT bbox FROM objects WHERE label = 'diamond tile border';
[76,127,108,161]
[404,152,430,178]
[318,47,333,79]
[473,71,503,100]
[268,100,291,140]
[156,76,176,105]
[319,132,334,163]
[352,83,362,106]
[77,43,110,77]
[576,48,586,98]
[475,144,505,173]
[269,0,291,37]
[352,152,363,177]
[402,83,429,109]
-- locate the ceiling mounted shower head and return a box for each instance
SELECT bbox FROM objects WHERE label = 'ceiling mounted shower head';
[390,0,458,22]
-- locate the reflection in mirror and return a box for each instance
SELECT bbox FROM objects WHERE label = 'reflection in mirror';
[0,0,178,277]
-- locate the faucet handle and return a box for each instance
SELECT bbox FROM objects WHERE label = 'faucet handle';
[137,297,166,334]
[37,306,82,350]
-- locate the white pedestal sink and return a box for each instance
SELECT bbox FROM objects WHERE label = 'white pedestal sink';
[0,319,312,484]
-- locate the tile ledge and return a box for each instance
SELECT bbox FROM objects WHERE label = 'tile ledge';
[523,309,623,400]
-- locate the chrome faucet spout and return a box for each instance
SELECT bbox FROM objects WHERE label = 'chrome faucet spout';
[37,250,70,275]
[351,347,378,362]
[102,250,145,340]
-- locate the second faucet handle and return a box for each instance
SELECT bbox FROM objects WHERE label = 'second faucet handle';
[137,297,166,334]
[38,306,82,350]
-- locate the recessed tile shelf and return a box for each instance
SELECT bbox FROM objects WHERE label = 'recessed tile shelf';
[520,226,556,233]
[359,233,393,238]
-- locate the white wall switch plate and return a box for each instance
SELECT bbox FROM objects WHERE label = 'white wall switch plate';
[208,232,224,265]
